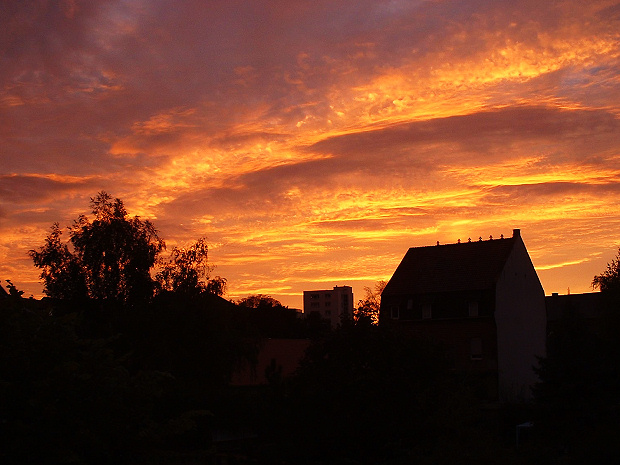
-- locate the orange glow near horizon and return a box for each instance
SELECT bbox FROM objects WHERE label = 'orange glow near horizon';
[1,1,620,308]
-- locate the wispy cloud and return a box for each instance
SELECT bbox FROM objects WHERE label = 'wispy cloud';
[1,0,619,305]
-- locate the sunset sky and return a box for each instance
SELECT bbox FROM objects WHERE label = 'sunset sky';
[1,0,619,308]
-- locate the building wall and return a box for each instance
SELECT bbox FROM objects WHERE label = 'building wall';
[381,289,495,322]
[546,292,604,336]
[303,286,354,327]
[494,234,546,401]
[391,317,498,371]
[380,292,500,398]
[231,338,311,386]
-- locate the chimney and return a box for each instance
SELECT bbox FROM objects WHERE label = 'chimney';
[513,228,521,238]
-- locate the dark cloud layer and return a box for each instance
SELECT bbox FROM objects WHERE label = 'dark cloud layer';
[163,105,619,221]
[0,174,91,203]
[309,106,620,159]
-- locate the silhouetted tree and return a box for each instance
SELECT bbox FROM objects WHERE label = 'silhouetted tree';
[531,250,620,461]
[354,280,386,324]
[277,320,460,462]
[4,280,24,299]
[236,294,283,309]
[155,237,226,297]
[0,290,182,464]
[592,247,620,293]
[30,192,165,303]
[592,247,620,334]
[28,223,89,300]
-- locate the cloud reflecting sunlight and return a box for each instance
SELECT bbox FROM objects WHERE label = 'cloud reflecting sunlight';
[2,0,619,306]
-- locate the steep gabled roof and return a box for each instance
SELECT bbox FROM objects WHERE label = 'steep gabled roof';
[383,235,518,296]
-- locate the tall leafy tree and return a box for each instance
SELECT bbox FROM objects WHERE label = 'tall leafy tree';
[155,237,227,297]
[29,223,88,300]
[30,192,164,303]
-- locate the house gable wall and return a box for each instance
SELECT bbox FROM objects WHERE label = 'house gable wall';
[494,235,546,401]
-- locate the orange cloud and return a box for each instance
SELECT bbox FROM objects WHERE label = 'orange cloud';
[2,0,620,306]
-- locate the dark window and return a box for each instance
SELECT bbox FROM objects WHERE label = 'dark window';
[422,304,432,319]
[468,301,479,317]
[391,306,400,319]
[470,338,483,360]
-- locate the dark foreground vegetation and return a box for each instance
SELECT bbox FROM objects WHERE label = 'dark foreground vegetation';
[2,193,620,464]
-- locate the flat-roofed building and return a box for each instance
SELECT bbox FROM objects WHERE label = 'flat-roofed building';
[303,285,354,327]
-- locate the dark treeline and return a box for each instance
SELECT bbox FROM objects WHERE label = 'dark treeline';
[0,290,505,464]
[0,283,331,464]
[3,278,620,464]
[2,193,620,464]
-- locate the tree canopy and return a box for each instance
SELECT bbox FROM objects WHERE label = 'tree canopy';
[30,192,164,303]
[29,192,224,303]
[354,280,386,324]
[235,294,284,309]
[592,247,620,293]
[155,237,226,297]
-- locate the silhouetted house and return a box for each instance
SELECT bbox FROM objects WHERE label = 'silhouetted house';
[303,285,354,327]
[380,229,546,401]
